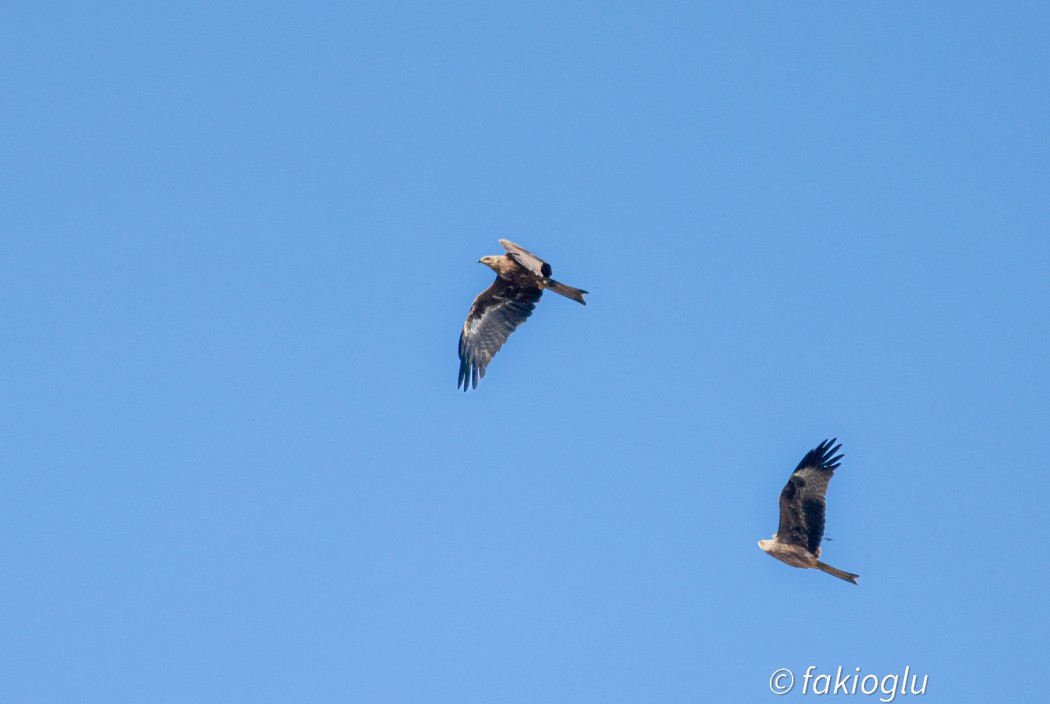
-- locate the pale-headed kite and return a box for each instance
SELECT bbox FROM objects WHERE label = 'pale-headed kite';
[458,239,587,391]
[757,439,860,584]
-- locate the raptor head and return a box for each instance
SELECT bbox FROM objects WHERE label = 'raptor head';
[478,255,503,272]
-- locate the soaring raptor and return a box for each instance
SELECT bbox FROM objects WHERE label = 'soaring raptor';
[458,239,587,390]
[757,439,860,584]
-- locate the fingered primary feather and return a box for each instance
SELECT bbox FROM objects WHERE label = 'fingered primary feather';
[457,277,542,390]
[777,439,845,554]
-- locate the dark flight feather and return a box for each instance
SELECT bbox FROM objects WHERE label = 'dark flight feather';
[776,438,844,555]
[457,278,543,390]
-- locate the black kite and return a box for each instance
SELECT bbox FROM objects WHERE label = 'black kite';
[757,439,860,584]
[458,239,587,390]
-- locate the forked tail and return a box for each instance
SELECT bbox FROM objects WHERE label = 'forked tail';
[546,279,588,305]
[817,561,860,585]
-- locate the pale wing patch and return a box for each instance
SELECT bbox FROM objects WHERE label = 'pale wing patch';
[499,239,552,278]
[458,278,543,390]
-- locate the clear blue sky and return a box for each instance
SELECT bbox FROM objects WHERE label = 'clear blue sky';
[3,3,1048,702]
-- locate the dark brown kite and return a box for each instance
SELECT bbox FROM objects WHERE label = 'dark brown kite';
[458,239,588,390]
[757,439,860,584]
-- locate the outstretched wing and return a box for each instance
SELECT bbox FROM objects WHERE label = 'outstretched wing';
[499,239,552,278]
[776,439,844,555]
[458,277,543,390]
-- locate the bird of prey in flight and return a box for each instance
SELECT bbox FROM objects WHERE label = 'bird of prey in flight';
[757,439,860,584]
[458,239,588,391]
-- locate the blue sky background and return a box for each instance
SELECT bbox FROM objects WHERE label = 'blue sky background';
[3,2,1048,702]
